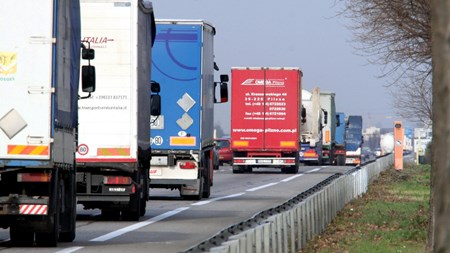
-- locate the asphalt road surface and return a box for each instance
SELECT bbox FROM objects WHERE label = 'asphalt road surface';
[0,165,355,253]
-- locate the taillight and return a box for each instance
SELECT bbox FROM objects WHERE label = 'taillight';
[285,159,295,164]
[103,176,131,185]
[17,173,51,182]
[234,159,245,163]
[179,161,197,169]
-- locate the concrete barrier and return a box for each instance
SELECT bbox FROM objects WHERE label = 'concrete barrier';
[207,155,393,253]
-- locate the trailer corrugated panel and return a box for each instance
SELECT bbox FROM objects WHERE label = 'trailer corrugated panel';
[0,0,80,165]
[77,0,151,163]
[151,20,215,151]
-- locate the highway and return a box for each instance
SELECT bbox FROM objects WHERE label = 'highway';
[0,165,355,252]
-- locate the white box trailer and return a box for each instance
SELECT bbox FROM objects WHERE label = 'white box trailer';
[0,0,95,246]
[76,0,157,220]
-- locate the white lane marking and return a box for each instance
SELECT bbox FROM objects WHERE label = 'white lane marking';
[305,168,321,173]
[90,207,190,242]
[281,173,304,182]
[246,182,278,192]
[55,247,84,253]
[192,192,246,206]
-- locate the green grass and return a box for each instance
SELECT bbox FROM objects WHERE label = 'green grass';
[300,164,430,253]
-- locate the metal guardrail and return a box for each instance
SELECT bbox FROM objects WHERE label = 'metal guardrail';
[185,155,394,253]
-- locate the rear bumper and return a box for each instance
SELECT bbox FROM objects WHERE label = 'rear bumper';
[150,178,199,188]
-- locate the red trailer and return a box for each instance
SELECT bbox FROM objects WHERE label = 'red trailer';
[231,67,302,174]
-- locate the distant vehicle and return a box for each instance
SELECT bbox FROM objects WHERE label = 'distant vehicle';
[334,112,346,165]
[345,115,364,165]
[215,138,233,166]
[380,133,394,155]
[361,147,375,162]
[319,92,337,165]
[299,88,323,165]
[375,147,382,157]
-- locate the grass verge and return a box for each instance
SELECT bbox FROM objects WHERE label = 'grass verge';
[300,164,430,253]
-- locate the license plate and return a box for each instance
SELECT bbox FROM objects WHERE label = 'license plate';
[149,168,162,176]
[150,156,168,166]
[257,159,272,164]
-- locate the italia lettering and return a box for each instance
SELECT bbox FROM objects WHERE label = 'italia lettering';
[82,37,113,44]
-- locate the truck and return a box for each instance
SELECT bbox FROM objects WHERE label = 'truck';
[0,0,95,246]
[345,115,364,165]
[334,112,347,165]
[149,20,228,200]
[76,0,160,220]
[299,87,323,165]
[380,132,394,155]
[231,67,302,174]
[319,92,336,165]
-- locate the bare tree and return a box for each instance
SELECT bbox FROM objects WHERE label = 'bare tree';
[392,75,432,126]
[342,0,450,251]
[430,1,450,252]
[341,0,432,124]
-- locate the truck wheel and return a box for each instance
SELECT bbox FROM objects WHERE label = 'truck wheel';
[243,166,252,173]
[284,164,299,174]
[140,198,147,217]
[232,165,243,174]
[36,172,61,247]
[102,209,120,220]
[10,226,34,246]
[202,172,211,198]
[123,209,140,221]
[336,155,346,166]
[123,193,141,221]
[140,169,149,216]
[59,169,76,242]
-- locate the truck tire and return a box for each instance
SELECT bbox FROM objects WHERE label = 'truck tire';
[123,208,140,221]
[10,226,34,247]
[243,166,253,173]
[232,165,243,174]
[123,189,141,221]
[102,209,120,220]
[284,164,299,174]
[202,176,211,198]
[140,198,147,217]
[336,155,346,166]
[59,169,76,242]
[139,169,148,216]
[36,171,61,247]
[202,156,211,198]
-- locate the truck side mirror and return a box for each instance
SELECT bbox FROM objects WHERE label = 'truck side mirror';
[219,82,228,103]
[336,115,341,127]
[82,65,96,92]
[151,81,160,93]
[151,94,161,116]
[220,74,229,83]
[301,106,306,123]
[82,48,95,60]
[150,81,161,116]
[322,110,328,125]
[80,41,96,99]
[214,75,228,103]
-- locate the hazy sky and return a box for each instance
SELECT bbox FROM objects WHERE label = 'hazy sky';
[152,0,403,134]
